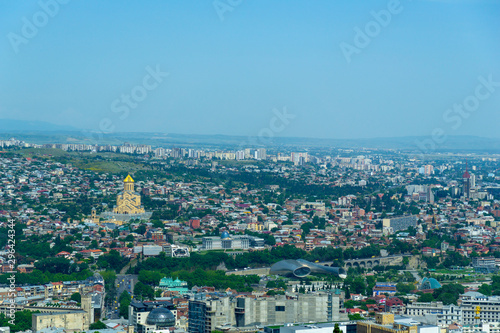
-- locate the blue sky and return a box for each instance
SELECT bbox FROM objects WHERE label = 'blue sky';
[1,0,499,139]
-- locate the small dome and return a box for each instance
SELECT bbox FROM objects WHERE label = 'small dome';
[146,307,175,327]
[221,231,230,239]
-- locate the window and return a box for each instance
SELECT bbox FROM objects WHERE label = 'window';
[275,306,285,311]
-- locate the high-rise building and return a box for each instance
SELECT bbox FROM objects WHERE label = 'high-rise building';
[424,164,434,175]
[188,295,233,333]
[256,148,267,160]
[154,147,166,158]
[291,152,308,165]
[244,148,252,159]
[171,147,182,158]
[236,150,245,160]
[470,173,476,188]
[188,149,198,158]
[463,161,471,199]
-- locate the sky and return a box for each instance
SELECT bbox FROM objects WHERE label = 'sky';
[0,0,499,139]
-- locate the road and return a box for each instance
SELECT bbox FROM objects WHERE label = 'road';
[400,270,422,282]
[120,258,139,275]
[106,274,138,320]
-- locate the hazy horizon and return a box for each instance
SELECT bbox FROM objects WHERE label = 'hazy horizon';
[2,1,499,140]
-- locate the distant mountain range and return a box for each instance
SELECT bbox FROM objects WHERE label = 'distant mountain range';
[0,119,79,132]
[0,119,499,152]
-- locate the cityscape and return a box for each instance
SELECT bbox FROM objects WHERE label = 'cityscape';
[1,1,500,333]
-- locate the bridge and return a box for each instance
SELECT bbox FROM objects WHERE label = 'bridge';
[321,254,411,269]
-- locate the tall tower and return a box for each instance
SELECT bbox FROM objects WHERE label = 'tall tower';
[81,294,94,329]
[124,174,135,192]
[463,160,471,199]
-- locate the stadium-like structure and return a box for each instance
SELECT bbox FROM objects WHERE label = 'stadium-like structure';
[270,259,347,278]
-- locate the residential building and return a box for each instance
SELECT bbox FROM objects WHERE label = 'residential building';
[382,215,417,233]
[406,302,462,328]
[460,292,500,325]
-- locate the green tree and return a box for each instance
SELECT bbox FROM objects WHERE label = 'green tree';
[0,310,36,332]
[396,283,414,294]
[134,281,155,300]
[348,313,364,320]
[119,290,131,319]
[433,283,465,305]
[333,323,342,333]
[417,293,434,302]
[344,286,351,300]
[89,321,107,330]
[350,277,366,295]
[478,284,493,296]
[70,292,81,303]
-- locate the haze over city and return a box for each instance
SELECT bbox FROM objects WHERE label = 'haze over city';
[1,0,499,139]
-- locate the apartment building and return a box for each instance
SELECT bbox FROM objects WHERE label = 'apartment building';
[406,301,462,327]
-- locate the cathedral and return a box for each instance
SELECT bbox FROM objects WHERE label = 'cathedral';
[113,175,146,214]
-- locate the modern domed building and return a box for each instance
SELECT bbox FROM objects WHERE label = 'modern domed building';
[146,307,176,328]
[129,300,177,333]
[419,277,442,290]
[270,259,347,279]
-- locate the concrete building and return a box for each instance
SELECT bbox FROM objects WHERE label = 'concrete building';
[299,202,326,216]
[460,292,500,325]
[463,322,500,333]
[142,245,163,257]
[405,302,462,328]
[163,244,190,258]
[30,293,95,332]
[357,313,439,333]
[188,295,234,333]
[201,234,264,250]
[129,300,177,333]
[256,148,267,160]
[463,164,471,199]
[188,292,347,333]
[235,293,346,327]
[32,310,89,332]
[372,282,397,297]
[272,321,357,333]
[382,215,417,233]
[472,256,498,274]
[406,185,434,204]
